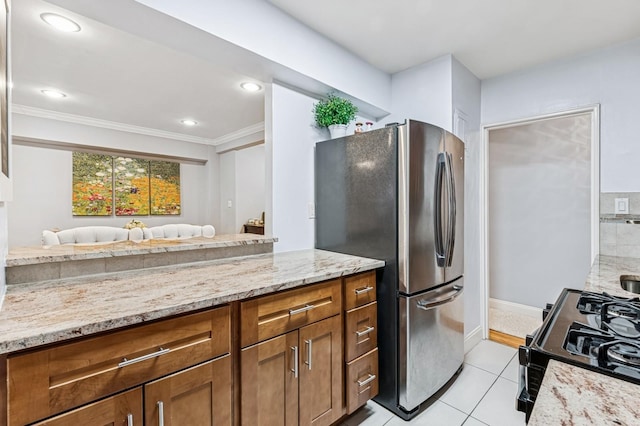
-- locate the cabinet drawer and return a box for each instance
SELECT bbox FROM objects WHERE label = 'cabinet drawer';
[345,301,377,361]
[344,272,377,311]
[240,280,342,347]
[8,306,230,426]
[346,348,379,415]
[31,387,142,426]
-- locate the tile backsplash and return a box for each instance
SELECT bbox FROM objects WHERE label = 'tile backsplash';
[600,192,640,258]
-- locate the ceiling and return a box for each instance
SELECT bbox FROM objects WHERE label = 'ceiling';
[268,0,640,79]
[12,1,640,145]
[12,0,265,143]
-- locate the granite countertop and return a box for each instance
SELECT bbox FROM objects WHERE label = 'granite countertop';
[529,255,640,425]
[528,360,640,425]
[0,249,384,355]
[6,233,277,266]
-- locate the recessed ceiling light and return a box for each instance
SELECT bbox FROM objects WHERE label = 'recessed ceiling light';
[41,89,67,99]
[180,119,198,126]
[240,82,262,92]
[40,13,81,32]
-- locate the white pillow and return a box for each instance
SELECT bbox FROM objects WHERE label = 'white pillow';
[128,227,144,242]
[202,225,215,238]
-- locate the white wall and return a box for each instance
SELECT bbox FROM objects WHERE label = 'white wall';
[270,84,323,252]
[0,203,7,304]
[389,55,453,130]
[235,144,265,227]
[482,37,640,192]
[8,144,209,247]
[217,144,265,234]
[452,58,482,336]
[133,0,391,115]
[218,150,237,235]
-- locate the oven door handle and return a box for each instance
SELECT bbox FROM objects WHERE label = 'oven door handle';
[516,364,535,421]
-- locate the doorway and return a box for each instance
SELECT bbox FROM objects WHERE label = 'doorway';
[480,107,600,345]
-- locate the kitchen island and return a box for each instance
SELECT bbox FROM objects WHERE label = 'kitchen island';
[0,248,384,425]
[0,248,383,354]
[528,255,640,425]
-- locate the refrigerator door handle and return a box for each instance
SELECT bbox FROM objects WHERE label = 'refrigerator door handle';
[445,152,457,267]
[434,153,446,267]
[416,285,463,311]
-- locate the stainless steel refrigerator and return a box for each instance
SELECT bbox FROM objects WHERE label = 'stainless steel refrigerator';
[315,119,464,419]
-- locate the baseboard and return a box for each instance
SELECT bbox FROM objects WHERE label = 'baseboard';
[490,297,542,319]
[464,325,483,354]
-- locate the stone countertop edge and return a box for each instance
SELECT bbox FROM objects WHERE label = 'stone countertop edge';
[5,234,278,266]
[528,254,640,425]
[0,249,384,355]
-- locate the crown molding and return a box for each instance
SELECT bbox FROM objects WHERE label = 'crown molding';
[209,121,265,146]
[11,104,264,147]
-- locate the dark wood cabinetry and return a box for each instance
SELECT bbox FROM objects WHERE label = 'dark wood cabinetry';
[240,280,344,426]
[6,307,231,426]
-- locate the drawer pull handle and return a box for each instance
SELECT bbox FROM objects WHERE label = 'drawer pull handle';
[291,346,299,378]
[157,401,165,426]
[289,304,315,315]
[305,339,313,370]
[355,326,375,337]
[357,374,376,387]
[354,286,374,295]
[118,347,170,368]
[127,414,134,426]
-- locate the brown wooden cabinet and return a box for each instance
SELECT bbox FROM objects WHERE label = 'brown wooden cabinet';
[6,306,231,426]
[343,271,379,415]
[145,355,232,426]
[240,281,344,426]
[31,388,143,426]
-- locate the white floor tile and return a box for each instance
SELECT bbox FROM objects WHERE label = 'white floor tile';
[464,340,516,375]
[385,401,467,426]
[499,353,519,383]
[470,377,526,426]
[438,364,497,414]
[462,417,488,426]
[341,401,394,426]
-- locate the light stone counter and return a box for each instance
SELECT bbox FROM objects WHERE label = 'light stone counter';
[6,233,276,266]
[529,255,640,425]
[528,360,640,425]
[0,249,384,355]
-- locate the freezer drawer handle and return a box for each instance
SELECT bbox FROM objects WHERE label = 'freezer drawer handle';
[416,285,463,311]
[354,286,374,295]
[355,326,375,337]
[118,347,170,368]
[357,374,377,387]
[289,304,315,315]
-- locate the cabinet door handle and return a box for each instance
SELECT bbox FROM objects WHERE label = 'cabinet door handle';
[304,339,312,370]
[127,414,134,426]
[289,304,315,315]
[291,346,299,378]
[354,286,374,295]
[157,401,165,426]
[357,374,376,387]
[118,347,170,368]
[355,326,375,337]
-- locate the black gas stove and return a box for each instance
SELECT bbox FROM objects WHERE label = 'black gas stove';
[517,288,640,422]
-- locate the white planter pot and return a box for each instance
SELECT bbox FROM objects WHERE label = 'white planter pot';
[328,124,348,139]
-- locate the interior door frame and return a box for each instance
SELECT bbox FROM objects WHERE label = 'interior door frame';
[479,105,600,339]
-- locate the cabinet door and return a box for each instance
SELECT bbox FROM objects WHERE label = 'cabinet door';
[241,331,299,426]
[145,355,232,426]
[299,315,343,426]
[32,388,142,426]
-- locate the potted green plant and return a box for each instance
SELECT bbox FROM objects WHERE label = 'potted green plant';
[313,94,358,139]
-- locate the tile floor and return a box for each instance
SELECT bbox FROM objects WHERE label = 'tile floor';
[341,340,526,426]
